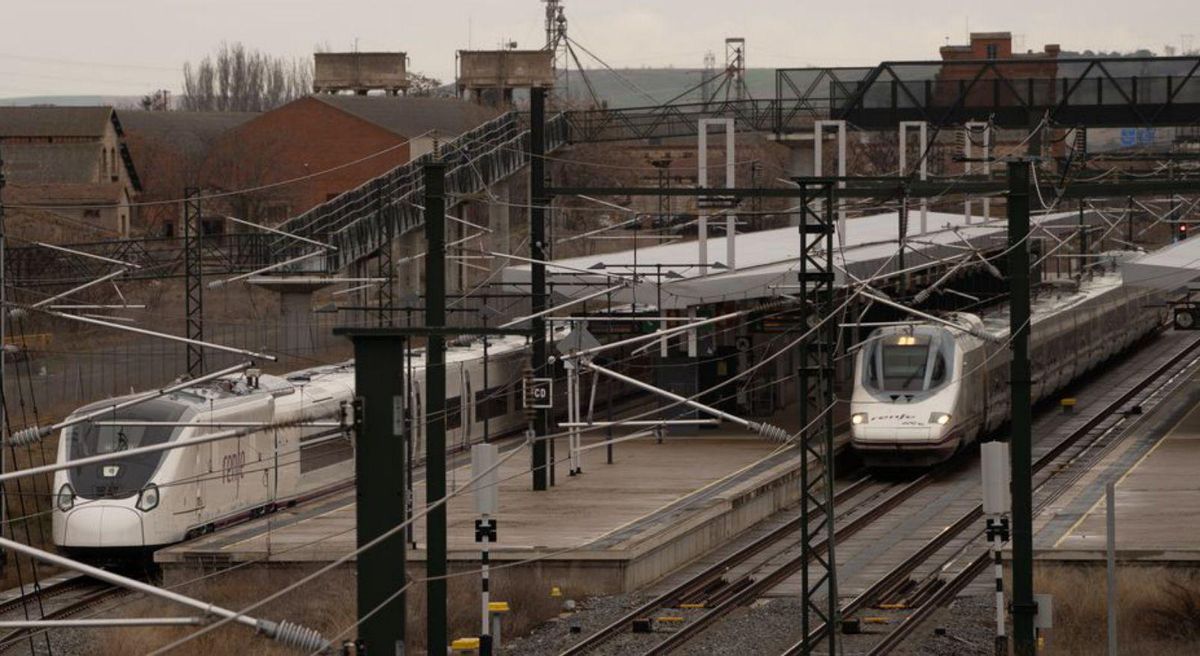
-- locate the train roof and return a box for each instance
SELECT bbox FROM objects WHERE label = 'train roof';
[974,265,1139,339]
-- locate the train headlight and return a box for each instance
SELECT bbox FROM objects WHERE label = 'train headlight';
[136,484,160,512]
[55,484,75,512]
[851,413,868,425]
[929,412,951,426]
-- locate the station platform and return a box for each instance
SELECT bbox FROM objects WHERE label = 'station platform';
[1034,363,1200,563]
[157,420,845,593]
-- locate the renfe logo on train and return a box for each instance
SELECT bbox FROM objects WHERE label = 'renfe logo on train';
[222,451,246,483]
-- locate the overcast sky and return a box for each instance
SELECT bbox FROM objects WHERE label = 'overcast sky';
[4,0,1199,98]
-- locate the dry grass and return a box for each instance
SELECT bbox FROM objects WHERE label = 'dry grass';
[1035,564,1200,655]
[93,563,568,654]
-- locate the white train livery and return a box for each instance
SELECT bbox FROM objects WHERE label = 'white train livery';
[850,270,1164,467]
[53,330,551,556]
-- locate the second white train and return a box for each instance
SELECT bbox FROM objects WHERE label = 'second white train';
[849,270,1164,467]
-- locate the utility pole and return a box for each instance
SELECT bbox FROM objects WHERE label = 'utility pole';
[341,330,407,655]
[1007,160,1037,655]
[0,146,7,571]
[424,160,449,653]
[530,86,550,491]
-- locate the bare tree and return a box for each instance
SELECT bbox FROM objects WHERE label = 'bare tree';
[407,71,446,97]
[182,42,312,112]
[139,89,171,111]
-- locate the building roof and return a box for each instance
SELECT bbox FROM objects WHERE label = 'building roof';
[120,110,258,159]
[504,209,1081,309]
[0,106,116,138]
[1122,238,1200,290]
[312,95,501,139]
[5,182,127,205]
[1,142,102,183]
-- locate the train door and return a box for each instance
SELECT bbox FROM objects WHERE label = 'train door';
[193,440,211,518]
[413,385,424,462]
[253,421,276,506]
[462,368,473,450]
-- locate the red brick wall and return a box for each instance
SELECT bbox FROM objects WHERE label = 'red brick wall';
[203,97,410,223]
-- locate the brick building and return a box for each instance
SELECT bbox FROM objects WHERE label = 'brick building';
[936,32,1066,163]
[120,110,257,236]
[202,96,500,225]
[937,32,1061,108]
[0,106,141,237]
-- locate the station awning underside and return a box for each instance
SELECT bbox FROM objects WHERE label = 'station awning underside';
[503,209,1079,310]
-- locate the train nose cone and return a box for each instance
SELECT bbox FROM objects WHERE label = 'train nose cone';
[63,506,145,548]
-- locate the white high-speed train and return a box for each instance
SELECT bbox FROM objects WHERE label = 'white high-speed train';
[53,329,554,557]
[849,270,1164,467]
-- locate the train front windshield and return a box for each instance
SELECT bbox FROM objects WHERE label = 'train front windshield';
[864,335,949,393]
[66,398,184,499]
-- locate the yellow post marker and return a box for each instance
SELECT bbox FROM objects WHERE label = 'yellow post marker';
[1060,398,1076,414]
[550,586,563,597]
[451,637,481,654]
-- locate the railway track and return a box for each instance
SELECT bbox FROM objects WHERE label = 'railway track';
[0,576,126,655]
[558,462,950,656]
[779,331,1200,656]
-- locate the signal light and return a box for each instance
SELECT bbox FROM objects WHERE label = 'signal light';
[1179,222,1189,240]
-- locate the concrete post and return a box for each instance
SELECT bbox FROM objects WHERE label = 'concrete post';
[247,279,334,365]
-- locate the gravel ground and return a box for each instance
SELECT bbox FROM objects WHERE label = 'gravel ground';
[892,594,997,656]
[502,592,647,656]
[502,591,999,656]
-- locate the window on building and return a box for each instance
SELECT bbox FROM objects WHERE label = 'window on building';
[260,202,292,224]
[84,209,100,220]
[986,44,998,59]
[201,218,226,236]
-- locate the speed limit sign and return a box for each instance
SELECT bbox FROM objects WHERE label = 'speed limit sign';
[524,377,553,409]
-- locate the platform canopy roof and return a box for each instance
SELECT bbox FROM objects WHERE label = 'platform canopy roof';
[1122,237,1200,291]
[502,209,1079,310]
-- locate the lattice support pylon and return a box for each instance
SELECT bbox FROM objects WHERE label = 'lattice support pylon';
[183,188,204,377]
[795,178,839,654]
[375,179,395,327]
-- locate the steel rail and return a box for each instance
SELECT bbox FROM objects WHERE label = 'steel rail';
[782,332,1200,656]
[557,470,873,656]
[633,464,951,656]
[0,582,126,653]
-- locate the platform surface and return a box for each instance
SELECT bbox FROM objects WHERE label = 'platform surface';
[156,428,799,566]
[1036,365,1200,561]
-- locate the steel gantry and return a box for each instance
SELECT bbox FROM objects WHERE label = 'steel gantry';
[183,187,204,377]
[794,179,839,655]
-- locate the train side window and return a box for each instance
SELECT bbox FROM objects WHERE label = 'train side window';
[446,397,462,430]
[300,426,353,473]
[475,388,508,421]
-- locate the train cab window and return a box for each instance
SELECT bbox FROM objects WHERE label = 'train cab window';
[446,397,462,430]
[67,398,185,498]
[930,352,947,386]
[865,333,952,393]
[880,343,931,391]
